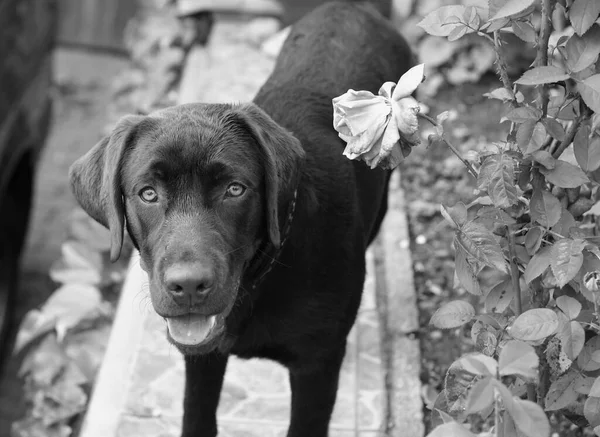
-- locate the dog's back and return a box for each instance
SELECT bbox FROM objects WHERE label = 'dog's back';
[254,1,413,245]
[258,1,413,100]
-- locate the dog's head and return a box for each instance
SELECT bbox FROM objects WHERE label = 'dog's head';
[69,103,304,354]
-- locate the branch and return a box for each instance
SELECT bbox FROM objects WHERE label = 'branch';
[418,113,478,179]
[492,31,515,106]
[537,0,556,115]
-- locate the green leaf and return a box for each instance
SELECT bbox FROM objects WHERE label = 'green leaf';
[510,398,551,437]
[552,208,576,237]
[577,335,600,371]
[573,124,600,171]
[430,300,476,329]
[545,370,580,410]
[531,150,557,169]
[465,376,494,414]
[525,226,544,255]
[499,340,539,381]
[565,25,600,72]
[585,396,600,429]
[510,308,559,341]
[556,295,582,319]
[502,106,542,123]
[540,160,590,188]
[524,245,552,283]
[541,118,566,141]
[580,74,600,113]
[477,154,518,208]
[590,376,600,397]
[417,6,471,37]
[530,189,562,227]
[484,87,515,101]
[515,66,570,85]
[455,353,498,376]
[426,422,477,437]
[574,376,597,394]
[485,278,514,313]
[454,244,482,295]
[489,0,536,21]
[569,0,600,36]
[585,200,600,216]
[512,20,537,43]
[441,203,468,227]
[557,320,586,360]
[456,221,507,273]
[550,238,585,287]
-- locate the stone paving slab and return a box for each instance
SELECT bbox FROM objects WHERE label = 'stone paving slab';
[80,13,422,437]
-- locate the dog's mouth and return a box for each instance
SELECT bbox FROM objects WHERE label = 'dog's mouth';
[166,314,219,347]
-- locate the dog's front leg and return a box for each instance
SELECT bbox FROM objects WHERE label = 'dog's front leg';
[181,353,229,437]
[286,345,346,437]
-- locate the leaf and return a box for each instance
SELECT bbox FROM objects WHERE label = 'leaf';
[440,202,468,227]
[577,335,600,371]
[477,154,518,208]
[585,200,600,216]
[502,106,542,123]
[510,308,559,341]
[430,300,475,329]
[512,20,537,43]
[514,66,570,85]
[455,353,498,376]
[550,238,585,287]
[485,279,514,313]
[585,396,600,429]
[526,121,548,154]
[454,244,482,295]
[580,74,600,113]
[417,6,471,37]
[510,398,551,437]
[557,320,586,360]
[49,241,102,285]
[525,226,544,255]
[540,160,590,188]
[569,0,600,36]
[532,150,557,169]
[499,340,539,381]
[530,189,562,227]
[456,221,507,273]
[524,245,552,283]
[489,0,536,21]
[545,370,580,410]
[574,376,597,394]
[426,422,477,437]
[590,376,600,397]
[541,118,565,141]
[484,87,515,101]
[573,124,600,171]
[465,376,494,414]
[556,295,582,319]
[565,25,600,72]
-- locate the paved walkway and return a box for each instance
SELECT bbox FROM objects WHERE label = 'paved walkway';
[79,14,423,437]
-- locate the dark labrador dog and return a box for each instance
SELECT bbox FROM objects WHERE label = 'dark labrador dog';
[69,2,413,436]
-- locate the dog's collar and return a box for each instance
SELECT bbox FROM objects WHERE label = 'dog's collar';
[249,188,298,290]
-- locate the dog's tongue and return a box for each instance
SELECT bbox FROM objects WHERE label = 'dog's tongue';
[166,314,216,346]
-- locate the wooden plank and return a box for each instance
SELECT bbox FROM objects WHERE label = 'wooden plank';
[57,0,138,52]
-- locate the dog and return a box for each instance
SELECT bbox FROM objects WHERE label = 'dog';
[69,2,413,436]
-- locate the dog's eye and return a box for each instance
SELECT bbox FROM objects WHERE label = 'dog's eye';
[225,183,246,198]
[139,187,158,203]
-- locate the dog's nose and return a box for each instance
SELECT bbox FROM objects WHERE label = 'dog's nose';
[164,263,215,304]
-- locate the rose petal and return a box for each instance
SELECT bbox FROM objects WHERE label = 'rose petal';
[333,90,390,136]
[395,97,420,143]
[392,63,425,100]
[343,118,387,158]
[378,82,396,99]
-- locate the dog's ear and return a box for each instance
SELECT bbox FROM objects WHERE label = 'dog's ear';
[69,115,144,262]
[230,103,305,248]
